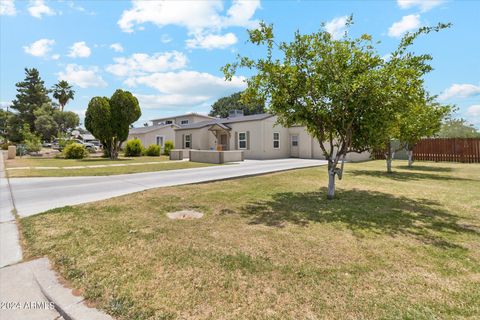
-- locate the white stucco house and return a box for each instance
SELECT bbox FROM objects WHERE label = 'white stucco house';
[128,111,370,161]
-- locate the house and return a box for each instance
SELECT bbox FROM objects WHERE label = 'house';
[128,110,370,161]
[127,113,214,148]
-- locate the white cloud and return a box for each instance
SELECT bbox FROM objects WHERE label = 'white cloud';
[388,14,421,37]
[161,34,172,44]
[110,43,124,52]
[28,0,56,18]
[118,0,259,49]
[68,41,91,58]
[1,101,13,110]
[57,64,107,88]
[397,0,444,12]
[106,51,187,77]
[0,0,16,16]
[467,105,480,117]
[125,70,246,97]
[439,84,480,101]
[23,38,55,58]
[51,54,60,60]
[324,16,348,40]
[135,93,210,109]
[186,32,237,49]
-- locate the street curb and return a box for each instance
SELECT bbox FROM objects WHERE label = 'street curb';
[31,258,112,320]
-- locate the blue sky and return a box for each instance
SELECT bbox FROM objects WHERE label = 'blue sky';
[1,0,479,127]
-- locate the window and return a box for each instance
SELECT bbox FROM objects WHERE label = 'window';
[291,135,299,147]
[165,120,173,124]
[156,136,164,147]
[184,134,191,148]
[238,132,247,149]
[180,120,189,125]
[273,132,280,149]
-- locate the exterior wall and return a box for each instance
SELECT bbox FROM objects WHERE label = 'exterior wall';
[127,125,176,148]
[175,128,210,150]
[152,114,212,126]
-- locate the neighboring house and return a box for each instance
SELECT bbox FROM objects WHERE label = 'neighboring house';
[128,110,370,161]
[151,113,214,126]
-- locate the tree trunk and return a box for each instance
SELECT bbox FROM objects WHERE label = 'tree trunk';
[385,141,393,173]
[408,150,413,167]
[327,160,336,200]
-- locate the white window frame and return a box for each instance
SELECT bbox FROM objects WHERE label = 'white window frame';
[184,134,191,149]
[156,135,165,147]
[291,135,299,147]
[238,132,247,150]
[273,132,280,149]
[180,119,189,125]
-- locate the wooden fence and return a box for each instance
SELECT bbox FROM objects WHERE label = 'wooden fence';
[373,138,480,163]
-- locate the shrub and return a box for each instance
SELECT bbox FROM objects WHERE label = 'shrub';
[144,144,160,156]
[124,139,143,157]
[64,143,88,159]
[21,124,42,154]
[163,140,174,155]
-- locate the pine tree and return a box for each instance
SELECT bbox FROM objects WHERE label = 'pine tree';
[11,68,51,132]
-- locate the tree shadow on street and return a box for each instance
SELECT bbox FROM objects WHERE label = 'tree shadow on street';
[347,170,471,182]
[241,188,478,248]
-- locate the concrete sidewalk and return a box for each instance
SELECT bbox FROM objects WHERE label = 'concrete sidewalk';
[0,151,22,268]
[10,158,328,217]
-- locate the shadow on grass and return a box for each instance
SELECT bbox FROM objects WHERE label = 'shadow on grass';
[241,188,477,248]
[397,165,454,172]
[348,170,471,182]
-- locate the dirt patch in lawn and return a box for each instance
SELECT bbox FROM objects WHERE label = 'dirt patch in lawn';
[167,210,204,220]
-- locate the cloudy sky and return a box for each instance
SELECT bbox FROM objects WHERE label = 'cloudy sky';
[1,0,479,127]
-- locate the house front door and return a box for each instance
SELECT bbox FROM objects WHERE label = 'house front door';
[290,135,299,157]
[220,133,228,150]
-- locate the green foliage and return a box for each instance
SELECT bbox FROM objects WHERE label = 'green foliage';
[223,18,450,198]
[163,140,174,155]
[21,124,41,154]
[11,68,51,131]
[52,80,75,111]
[85,89,141,159]
[34,104,58,141]
[124,139,143,157]
[64,143,88,159]
[209,91,266,118]
[144,144,160,156]
[436,118,480,138]
[53,110,79,135]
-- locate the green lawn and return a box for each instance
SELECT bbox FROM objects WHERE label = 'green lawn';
[6,156,216,177]
[21,161,480,319]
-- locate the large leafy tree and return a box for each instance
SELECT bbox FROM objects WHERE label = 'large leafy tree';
[52,80,75,111]
[34,104,58,141]
[11,68,51,131]
[436,118,480,138]
[209,91,266,118]
[85,89,141,159]
[223,18,448,199]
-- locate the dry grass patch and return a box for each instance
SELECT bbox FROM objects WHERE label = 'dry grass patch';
[21,161,480,319]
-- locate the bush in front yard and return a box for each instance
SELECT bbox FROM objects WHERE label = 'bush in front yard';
[124,139,143,157]
[144,144,160,156]
[64,143,88,159]
[163,140,174,155]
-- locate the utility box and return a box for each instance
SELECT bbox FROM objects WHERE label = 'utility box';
[7,145,16,159]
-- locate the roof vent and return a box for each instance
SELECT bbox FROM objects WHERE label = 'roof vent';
[228,109,244,118]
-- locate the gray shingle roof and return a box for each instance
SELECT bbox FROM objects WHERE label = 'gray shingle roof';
[129,124,178,134]
[175,113,273,130]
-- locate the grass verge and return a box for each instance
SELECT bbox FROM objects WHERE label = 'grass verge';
[21,161,480,319]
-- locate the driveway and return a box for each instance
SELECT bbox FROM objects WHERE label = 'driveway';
[10,158,327,217]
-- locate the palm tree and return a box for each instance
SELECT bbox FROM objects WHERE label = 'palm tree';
[52,80,75,111]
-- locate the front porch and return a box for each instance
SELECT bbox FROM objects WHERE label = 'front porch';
[208,123,231,151]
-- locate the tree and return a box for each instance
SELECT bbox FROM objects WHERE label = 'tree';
[436,118,480,138]
[34,104,58,141]
[223,19,449,199]
[209,91,266,118]
[52,80,75,111]
[20,124,41,154]
[398,100,451,167]
[11,68,51,131]
[53,110,79,135]
[85,89,141,160]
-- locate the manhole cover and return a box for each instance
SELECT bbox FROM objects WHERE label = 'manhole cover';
[167,210,204,220]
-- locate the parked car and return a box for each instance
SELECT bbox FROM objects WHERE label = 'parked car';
[52,138,99,152]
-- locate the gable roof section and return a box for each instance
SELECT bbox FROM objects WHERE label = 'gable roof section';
[129,124,179,135]
[175,113,274,130]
